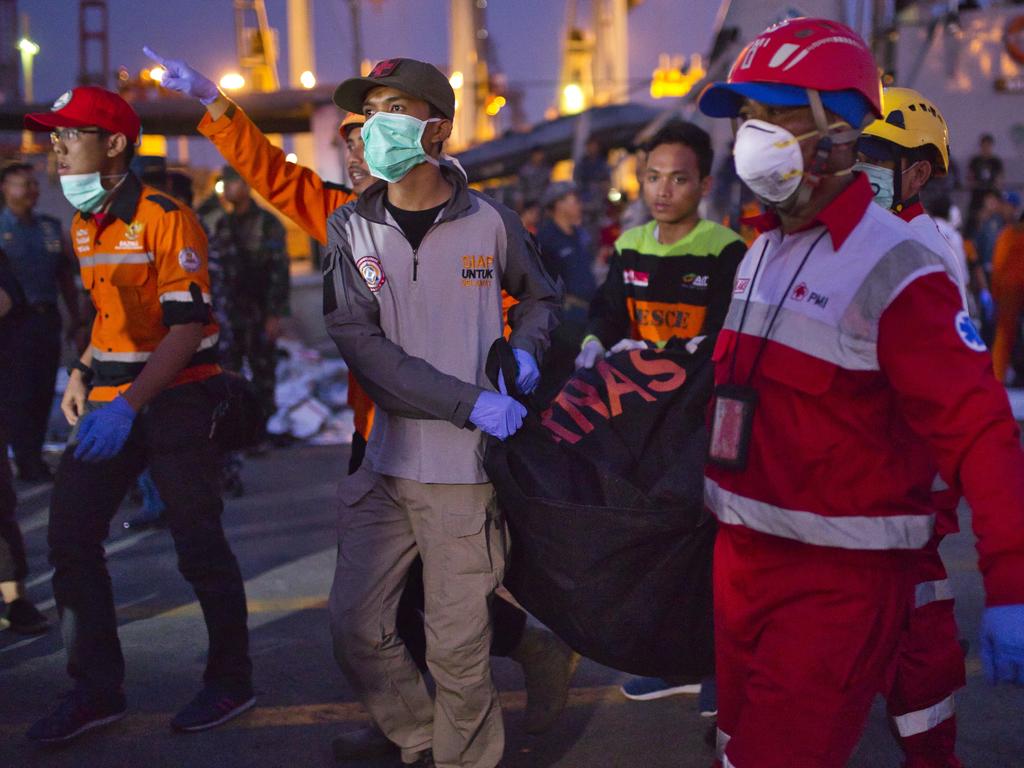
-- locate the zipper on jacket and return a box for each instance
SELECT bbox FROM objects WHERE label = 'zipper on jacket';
[412,221,444,282]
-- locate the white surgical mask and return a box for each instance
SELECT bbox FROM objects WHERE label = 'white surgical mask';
[853,162,895,210]
[362,112,440,183]
[732,119,810,204]
[59,172,110,214]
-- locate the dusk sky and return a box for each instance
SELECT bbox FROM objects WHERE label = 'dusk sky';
[26,0,720,123]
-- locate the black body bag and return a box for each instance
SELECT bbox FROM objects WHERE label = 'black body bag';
[484,338,716,678]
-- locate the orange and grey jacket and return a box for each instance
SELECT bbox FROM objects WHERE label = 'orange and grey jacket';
[197,102,380,434]
[72,172,219,401]
[323,165,561,484]
[585,218,746,347]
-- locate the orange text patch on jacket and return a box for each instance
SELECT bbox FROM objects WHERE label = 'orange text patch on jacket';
[73,173,220,401]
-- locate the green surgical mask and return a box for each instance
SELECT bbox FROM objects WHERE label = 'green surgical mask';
[59,172,111,214]
[362,112,440,183]
[854,162,895,211]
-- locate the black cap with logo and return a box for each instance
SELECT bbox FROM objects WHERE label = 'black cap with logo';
[333,58,456,120]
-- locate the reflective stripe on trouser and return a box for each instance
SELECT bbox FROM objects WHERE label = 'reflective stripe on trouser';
[705,478,935,550]
[893,694,956,737]
[887,544,965,764]
[328,469,507,768]
[714,525,914,768]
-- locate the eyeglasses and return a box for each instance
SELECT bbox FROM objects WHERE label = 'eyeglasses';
[49,127,103,145]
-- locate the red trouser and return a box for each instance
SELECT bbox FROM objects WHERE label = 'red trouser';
[886,541,966,768]
[713,524,914,768]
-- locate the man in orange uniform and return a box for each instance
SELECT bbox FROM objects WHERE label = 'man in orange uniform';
[991,211,1024,384]
[24,87,253,743]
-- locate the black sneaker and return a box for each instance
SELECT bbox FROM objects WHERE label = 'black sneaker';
[26,689,127,744]
[6,598,49,634]
[170,684,255,732]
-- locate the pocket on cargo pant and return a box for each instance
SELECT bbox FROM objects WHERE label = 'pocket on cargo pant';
[441,493,506,588]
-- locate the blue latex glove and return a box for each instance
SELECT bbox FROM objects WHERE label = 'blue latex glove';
[143,46,219,105]
[980,604,1024,685]
[499,348,540,396]
[978,288,995,324]
[74,396,137,463]
[470,391,527,441]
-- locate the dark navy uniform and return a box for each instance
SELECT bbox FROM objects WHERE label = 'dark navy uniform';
[0,207,72,479]
[0,248,29,581]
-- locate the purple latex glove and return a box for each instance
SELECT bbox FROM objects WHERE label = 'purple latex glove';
[498,348,540,396]
[143,46,219,105]
[73,395,136,463]
[470,391,527,441]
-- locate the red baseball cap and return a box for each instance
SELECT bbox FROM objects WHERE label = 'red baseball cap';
[25,86,141,144]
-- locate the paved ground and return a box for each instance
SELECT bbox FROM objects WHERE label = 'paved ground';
[1,442,1022,768]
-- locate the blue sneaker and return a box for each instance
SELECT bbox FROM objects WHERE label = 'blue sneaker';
[27,689,127,744]
[620,676,701,701]
[170,683,255,732]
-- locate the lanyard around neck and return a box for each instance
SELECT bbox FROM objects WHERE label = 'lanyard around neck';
[727,229,829,387]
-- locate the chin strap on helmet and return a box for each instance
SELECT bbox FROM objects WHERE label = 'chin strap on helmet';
[789,89,859,209]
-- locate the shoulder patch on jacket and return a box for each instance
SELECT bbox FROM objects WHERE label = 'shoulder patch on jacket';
[145,194,181,213]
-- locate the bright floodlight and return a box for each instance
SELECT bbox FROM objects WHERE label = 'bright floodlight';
[299,70,316,89]
[219,72,246,91]
[562,83,585,114]
[17,38,40,56]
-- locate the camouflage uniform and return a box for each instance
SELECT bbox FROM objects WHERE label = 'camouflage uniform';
[200,198,289,425]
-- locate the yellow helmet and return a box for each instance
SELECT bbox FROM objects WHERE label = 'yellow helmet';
[861,87,950,176]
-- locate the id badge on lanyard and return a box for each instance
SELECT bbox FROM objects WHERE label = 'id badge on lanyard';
[707,230,826,472]
[708,383,758,470]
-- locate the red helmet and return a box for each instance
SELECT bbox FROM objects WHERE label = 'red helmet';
[699,17,882,127]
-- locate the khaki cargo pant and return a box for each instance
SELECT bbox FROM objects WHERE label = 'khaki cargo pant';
[329,466,507,768]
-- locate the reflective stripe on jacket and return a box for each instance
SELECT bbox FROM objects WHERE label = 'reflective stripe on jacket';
[705,175,1024,605]
[71,173,219,400]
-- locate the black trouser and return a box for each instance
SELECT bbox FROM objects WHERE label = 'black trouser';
[48,381,251,695]
[8,307,61,474]
[223,321,277,427]
[0,414,28,582]
[348,431,528,668]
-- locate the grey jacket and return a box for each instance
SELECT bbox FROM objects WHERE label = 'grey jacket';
[323,165,562,483]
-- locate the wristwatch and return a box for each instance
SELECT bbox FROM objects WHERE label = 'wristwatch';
[67,360,94,384]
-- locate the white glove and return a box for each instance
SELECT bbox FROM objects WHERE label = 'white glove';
[609,338,650,354]
[574,339,605,369]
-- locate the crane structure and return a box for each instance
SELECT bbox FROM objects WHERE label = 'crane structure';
[79,0,109,88]
[559,0,638,114]
[448,0,494,150]
[234,0,280,92]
